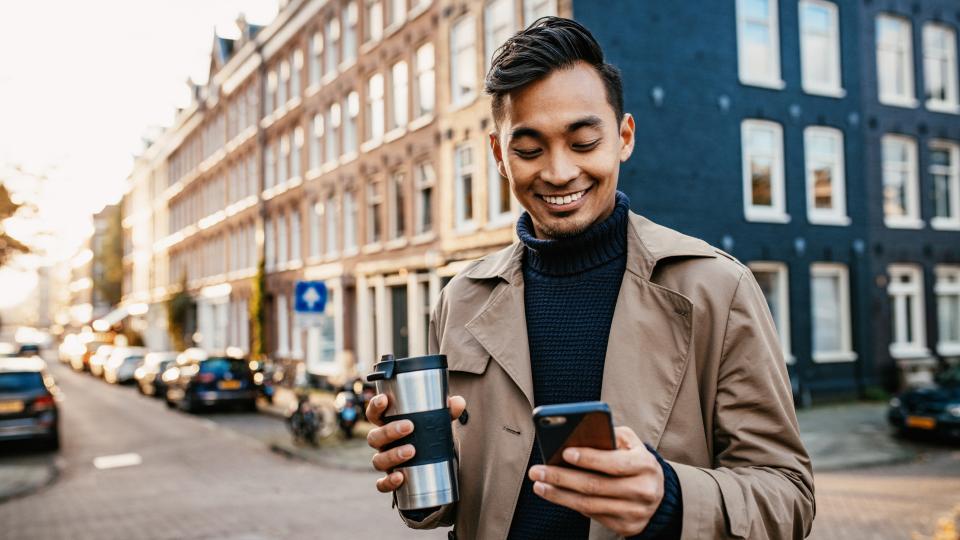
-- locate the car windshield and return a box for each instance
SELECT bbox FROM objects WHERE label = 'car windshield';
[123,356,144,365]
[935,367,960,387]
[0,372,44,393]
[200,358,249,377]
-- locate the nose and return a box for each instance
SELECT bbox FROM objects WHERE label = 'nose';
[539,148,580,186]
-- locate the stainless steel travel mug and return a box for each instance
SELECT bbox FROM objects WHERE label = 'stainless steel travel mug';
[367,354,459,510]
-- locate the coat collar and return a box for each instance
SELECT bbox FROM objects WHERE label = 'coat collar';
[464,211,717,284]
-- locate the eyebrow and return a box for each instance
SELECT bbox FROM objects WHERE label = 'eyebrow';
[508,115,605,142]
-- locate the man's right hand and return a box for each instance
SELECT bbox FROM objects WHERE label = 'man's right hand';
[366,393,467,493]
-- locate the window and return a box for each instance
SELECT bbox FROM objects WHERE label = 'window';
[291,49,302,99]
[888,264,928,358]
[279,134,290,182]
[310,200,322,258]
[278,59,289,106]
[367,180,383,244]
[343,1,358,65]
[417,276,431,355]
[923,23,959,112]
[387,0,406,28]
[265,217,276,270]
[365,0,384,43]
[366,73,385,142]
[290,208,301,262]
[882,134,921,228]
[414,161,435,234]
[936,266,960,356]
[488,149,512,224]
[391,60,408,129]
[325,194,339,256]
[930,140,960,229]
[451,17,477,107]
[344,91,360,155]
[310,32,323,87]
[247,154,257,197]
[799,1,842,96]
[803,126,848,225]
[523,0,557,26]
[389,171,406,240]
[267,69,278,112]
[277,211,288,263]
[265,142,277,189]
[741,120,787,222]
[749,262,792,362]
[876,14,916,107]
[811,263,856,362]
[310,113,324,171]
[484,0,515,73]
[324,17,340,76]
[344,188,358,251]
[414,43,435,117]
[276,294,289,356]
[736,0,783,88]
[326,102,341,162]
[454,143,476,230]
[292,126,303,179]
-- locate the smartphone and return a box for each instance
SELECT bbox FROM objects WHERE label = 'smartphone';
[532,401,616,467]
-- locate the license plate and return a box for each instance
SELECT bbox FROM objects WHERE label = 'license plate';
[218,380,241,390]
[906,416,936,430]
[0,400,24,414]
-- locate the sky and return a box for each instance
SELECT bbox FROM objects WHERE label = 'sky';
[0,0,279,310]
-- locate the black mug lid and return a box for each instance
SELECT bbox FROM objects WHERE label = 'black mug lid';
[367,354,447,381]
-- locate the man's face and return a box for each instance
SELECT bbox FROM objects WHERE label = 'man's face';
[490,61,635,239]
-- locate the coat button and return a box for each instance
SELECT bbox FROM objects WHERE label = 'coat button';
[458,410,469,425]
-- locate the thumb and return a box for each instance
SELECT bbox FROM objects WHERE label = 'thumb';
[448,395,467,420]
[614,425,642,450]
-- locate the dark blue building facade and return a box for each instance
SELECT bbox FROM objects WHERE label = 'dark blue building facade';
[575,1,960,402]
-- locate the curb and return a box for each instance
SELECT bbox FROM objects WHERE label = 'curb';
[0,459,60,505]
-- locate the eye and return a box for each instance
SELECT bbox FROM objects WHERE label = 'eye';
[512,148,542,159]
[572,139,601,151]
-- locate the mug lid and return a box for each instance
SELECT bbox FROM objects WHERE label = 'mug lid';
[367,354,447,381]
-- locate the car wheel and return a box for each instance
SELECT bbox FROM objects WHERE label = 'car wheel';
[45,429,60,452]
[165,393,176,409]
[245,400,258,413]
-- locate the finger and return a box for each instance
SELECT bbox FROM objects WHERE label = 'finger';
[532,481,637,519]
[614,426,643,450]
[366,419,414,450]
[448,395,466,420]
[376,471,405,493]
[371,444,416,472]
[563,445,656,477]
[365,394,389,426]
[529,465,631,498]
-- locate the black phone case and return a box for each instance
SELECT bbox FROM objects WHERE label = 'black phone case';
[533,402,616,467]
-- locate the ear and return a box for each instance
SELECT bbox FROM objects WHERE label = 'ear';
[489,131,507,177]
[618,113,636,163]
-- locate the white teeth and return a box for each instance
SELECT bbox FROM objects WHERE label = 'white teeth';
[543,190,585,205]
[563,195,572,204]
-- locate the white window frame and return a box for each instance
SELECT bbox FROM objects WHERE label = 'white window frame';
[881,134,922,229]
[309,200,322,259]
[414,42,436,118]
[279,134,290,183]
[292,126,303,180]
[264,217,276,271]
[391,60,409,130]
[344,188,358,252]
[343,1,359,66]
[364,0,384,44]
[798,0,844,97]
[450,16,478,108]
[888,264,929,359]
[310,113,324,172]
[484,0,516,74]
[291,49,302,100]
[803,126,849,225]
[454,143,477,231]
[290,208,301,263]
[277,211,288,264]
[326,102,341,164]
[741,120,789,223]
[324,17,340,78]
[876,14,917,108]
[325,194,339,257]
[736,0,784,89]
[930,140,960,230]
[810,263,857,363]
[344,91,360,156]
[523,0,557,26]
[310,31,323,88]
[366,73,385,143]
[748,262,793,363]
[923,23,959,113]
[935,265,960,356]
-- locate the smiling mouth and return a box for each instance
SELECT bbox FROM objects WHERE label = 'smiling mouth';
[538,186,591,206]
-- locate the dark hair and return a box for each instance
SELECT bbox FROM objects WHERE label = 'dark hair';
[484,16,623,126]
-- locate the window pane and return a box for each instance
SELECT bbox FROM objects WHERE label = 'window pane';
[812,274,841,352]
[940,295,960,342]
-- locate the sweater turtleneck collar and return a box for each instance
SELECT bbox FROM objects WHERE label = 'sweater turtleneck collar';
[516,191,630,276]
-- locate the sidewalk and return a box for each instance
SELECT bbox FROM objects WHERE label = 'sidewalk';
[797,401,916,471]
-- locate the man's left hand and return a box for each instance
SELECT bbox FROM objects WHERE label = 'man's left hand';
[529,426,664,537]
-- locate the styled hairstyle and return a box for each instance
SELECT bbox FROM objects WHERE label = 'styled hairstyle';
[484,16,624,126]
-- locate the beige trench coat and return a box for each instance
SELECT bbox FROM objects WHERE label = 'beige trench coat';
[401,211,815,539]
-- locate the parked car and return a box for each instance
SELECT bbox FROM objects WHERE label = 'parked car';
[888,365,960,439]
[135,352,179,397]
[72,339,108,372]
[103,347,147,384]
[164,353,257,413]
[88,345,115,377]
[0,357,60,450]
[0,343,16,358]
[58,334,85,365]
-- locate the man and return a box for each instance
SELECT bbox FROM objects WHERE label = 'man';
[366,17,814,540]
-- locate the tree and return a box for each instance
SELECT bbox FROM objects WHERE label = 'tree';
[166,276,195,351]
[249,257,267,359]
[0,183,29,267]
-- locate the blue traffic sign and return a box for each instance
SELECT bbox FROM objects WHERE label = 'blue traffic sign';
[294,281,327,313]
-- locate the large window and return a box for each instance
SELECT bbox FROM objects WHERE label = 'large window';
[454,143,476,230]
[811,263,856,362]
[364,0,384,44]
[310,32,323,87]
[324,17,340,77]
[291,49,302,100]
[326,102,341,163]
[936,266,960,357]
[930,140,960,229]
[882,134,921,228]
[310,113,324,171]
[888,264,927,358]
[292,126,303,179]
[344,187,358,251]
[367,180,383,245]
[387,0,406,28]
[265,142,277,190]
[276,294,289,357]
[736,0,783,88]
[799,0,842,96]
[391,60,409,130]
[414,43,435,117]
[343,1,359,65]
[488,149,512,224]
[278,59,289,107]
[309,200,322,258]
[876,14,916,107]
[325,194,339,256]
[290,208,301,262]
[345,91,360,156]
[523,0,557,26]
[366,73,385,143]
[267,68,278,112]
[450,16,477,107]
[741,120,787,222]
[923,23,959,112]
[749,262,792,362]
[277,211,288,264]
[484,0,516,73]
[264,217,276,270]
[803,126,848,225]
[414,161,435,234]
[389,171,406,240]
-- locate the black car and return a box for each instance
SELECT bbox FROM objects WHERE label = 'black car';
[164,355,257,413]
[0,357,60,449]
[135,352,178,397]
[888,366,960,439]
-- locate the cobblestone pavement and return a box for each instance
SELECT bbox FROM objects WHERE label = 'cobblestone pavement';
[0,357,443,540]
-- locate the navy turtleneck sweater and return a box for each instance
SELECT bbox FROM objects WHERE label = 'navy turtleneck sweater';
[506,191,682,540]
